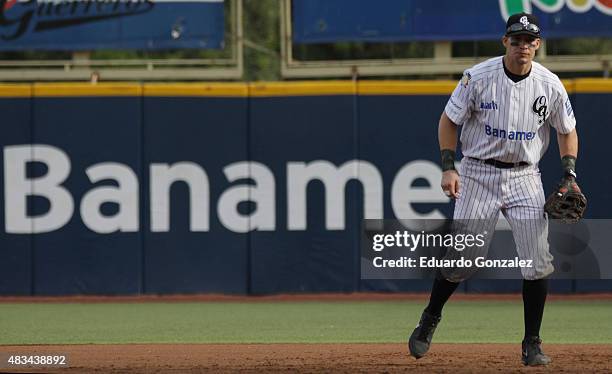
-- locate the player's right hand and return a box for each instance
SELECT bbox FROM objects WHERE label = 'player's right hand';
[441,170,460,199]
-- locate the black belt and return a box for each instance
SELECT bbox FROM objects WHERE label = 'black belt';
[469,157,529,169]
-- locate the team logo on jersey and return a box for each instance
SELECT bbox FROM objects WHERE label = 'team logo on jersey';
[480,100,498,110]
[461,72,471,87]
[532,96,548,125]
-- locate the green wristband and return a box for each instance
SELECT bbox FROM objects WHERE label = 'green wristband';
[561,155,577,178]
[440,149,456,172]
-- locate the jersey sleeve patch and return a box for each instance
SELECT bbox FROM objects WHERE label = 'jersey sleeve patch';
[564,97,574,118]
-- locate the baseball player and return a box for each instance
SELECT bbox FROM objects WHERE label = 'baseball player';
[408,13,580,366]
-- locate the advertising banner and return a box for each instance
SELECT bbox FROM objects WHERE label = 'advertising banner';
[0,0,224,50]
[1,81,611,294]
[292,0,612,43]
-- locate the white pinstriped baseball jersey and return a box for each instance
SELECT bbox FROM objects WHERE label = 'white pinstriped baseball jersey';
[445,56,576,165]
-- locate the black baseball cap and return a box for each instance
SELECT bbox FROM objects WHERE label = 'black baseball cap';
[505,12,541,38]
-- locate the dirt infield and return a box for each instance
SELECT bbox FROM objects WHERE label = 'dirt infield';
[1,343,610,373]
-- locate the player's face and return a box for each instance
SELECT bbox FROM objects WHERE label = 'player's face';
[503,35,540,65]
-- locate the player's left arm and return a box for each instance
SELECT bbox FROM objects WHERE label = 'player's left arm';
[545,97,587,222]
[557,128,578,159]
[550,86,579,179]
[557,128,578,176]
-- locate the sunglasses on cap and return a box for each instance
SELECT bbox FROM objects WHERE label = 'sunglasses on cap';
[506,22,540,35]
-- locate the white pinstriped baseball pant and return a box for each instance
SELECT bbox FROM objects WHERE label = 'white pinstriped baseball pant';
[443,157,554,281]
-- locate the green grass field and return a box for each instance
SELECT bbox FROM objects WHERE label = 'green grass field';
[1,300,610,345]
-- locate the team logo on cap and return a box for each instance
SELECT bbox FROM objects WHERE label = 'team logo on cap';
[520,16,529,26]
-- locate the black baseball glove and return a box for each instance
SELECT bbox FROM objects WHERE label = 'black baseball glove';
[544,175,587,224]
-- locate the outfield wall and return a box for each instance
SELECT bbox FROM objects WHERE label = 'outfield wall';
[0,80,611,295]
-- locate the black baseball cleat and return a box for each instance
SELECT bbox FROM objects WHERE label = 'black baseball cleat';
[408,310,441,359]
[522,335,552,366]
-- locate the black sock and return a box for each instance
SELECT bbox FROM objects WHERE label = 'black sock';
[424,277,460,317]
[523,278,548,339]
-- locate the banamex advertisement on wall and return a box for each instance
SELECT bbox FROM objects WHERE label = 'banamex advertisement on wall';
[0,84,610,295]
